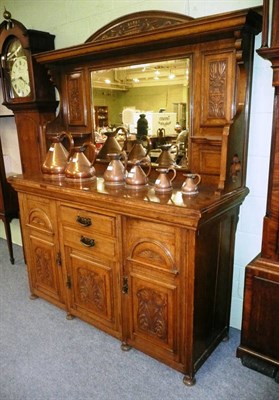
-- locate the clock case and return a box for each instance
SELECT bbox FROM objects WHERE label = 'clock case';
[0,19,57,176]
[0,19,55,109]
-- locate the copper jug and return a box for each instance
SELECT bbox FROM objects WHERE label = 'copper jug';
[154,166,176,193]
[97,128,127,160]
[42,132,74,179]
[181,173,201,195]
[156,144,178,167]
[128,135,151,163]
[65,140,97,181]
[125,159,151,189]
[103,152,127,186]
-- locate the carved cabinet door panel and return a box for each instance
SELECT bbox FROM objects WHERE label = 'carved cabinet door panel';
[19,193,66,309]
[122,217,182,366]
[63,247,121,338]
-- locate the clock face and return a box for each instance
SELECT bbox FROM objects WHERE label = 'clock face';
[5,39,31,99]
[11,57,31,97]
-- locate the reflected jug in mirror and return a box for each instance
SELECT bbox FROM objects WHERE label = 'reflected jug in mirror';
[154,166,176,193]
[125,159,151,189]
[156,143,178,167]
[97,128,127,160]
[103,152,127,186]
[65,140,97,181]
[42,132,74,179]
[128,135,151,163]
[181,173,201,195]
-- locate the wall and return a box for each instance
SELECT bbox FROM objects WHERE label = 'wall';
[0,0,273,330]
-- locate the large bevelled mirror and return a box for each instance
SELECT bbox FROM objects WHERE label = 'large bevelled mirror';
[91,57,190,167]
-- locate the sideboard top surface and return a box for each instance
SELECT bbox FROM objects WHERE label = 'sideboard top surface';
[10,175,248,229]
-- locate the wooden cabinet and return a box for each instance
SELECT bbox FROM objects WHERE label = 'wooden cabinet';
[237,0,279,382]
[0,134,19,264]
[12,175,247,385]
[237,258,279,380]
[94,106,108,129]
[8,7,262,386]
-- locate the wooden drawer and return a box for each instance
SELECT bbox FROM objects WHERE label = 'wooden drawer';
[59,204,115,237]
[62,226,116,259]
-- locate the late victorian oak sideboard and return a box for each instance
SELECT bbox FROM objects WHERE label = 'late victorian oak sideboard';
[2,7,262,385]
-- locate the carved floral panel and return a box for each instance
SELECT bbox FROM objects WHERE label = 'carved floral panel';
[136,287,168,341]
[208,60,227,118]
[66,72,87,126]
[34,245,54,288]
[202,51,234,125]
[77,267,107,315]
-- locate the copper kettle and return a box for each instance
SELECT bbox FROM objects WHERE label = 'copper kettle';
[97,127,127,160]
[65,140,97,181]
[125,158,151,189]
[128,135,152,163]
[42,132,74,179]
[103,152,127,186]
[156,144,178,167]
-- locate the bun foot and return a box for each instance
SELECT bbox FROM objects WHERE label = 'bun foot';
[29,293,38,300]
[183,375,196,386]
[222,333,229,342]
[66,313,74,320]
[121,342,131,351]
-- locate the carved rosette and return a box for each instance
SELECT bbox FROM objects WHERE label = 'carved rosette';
[77,268,106,313]
[208,60,227,118]
[137,288,167,340]
[34,246,54,287]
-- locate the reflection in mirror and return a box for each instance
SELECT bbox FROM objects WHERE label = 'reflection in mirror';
[91,58,190,167]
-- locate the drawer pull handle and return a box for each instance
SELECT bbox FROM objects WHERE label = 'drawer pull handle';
[80,236,95,247]
[76,215,92,227]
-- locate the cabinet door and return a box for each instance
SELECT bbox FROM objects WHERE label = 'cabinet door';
[64,247,120,337]
[122,218,183,366]
[19,194,66,308]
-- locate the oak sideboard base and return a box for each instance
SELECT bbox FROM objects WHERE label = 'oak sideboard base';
[11,175,248,385]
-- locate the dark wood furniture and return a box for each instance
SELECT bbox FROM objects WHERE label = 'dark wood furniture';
[237,0,279,382]
[94,106,108,128]
[0,17,57,177]
[0,134,19,263]
[7,8,262,385]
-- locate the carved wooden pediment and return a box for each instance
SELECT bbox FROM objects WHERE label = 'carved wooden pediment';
[86,11,194,43]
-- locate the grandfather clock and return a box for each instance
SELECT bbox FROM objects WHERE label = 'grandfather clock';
[0,10,57,177]
[237,0,279,382]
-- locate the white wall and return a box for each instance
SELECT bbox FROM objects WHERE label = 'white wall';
[0,0,273,330]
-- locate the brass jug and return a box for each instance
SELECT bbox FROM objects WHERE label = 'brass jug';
[42,132,74,179]
[128,135,151,163]
[154,166,176,193]
[156,144,178,167]
[125,159,151,189]
[181,173,201,195]
[103,152,127,186]
[97,128,127,160]
[65,141,97,181]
